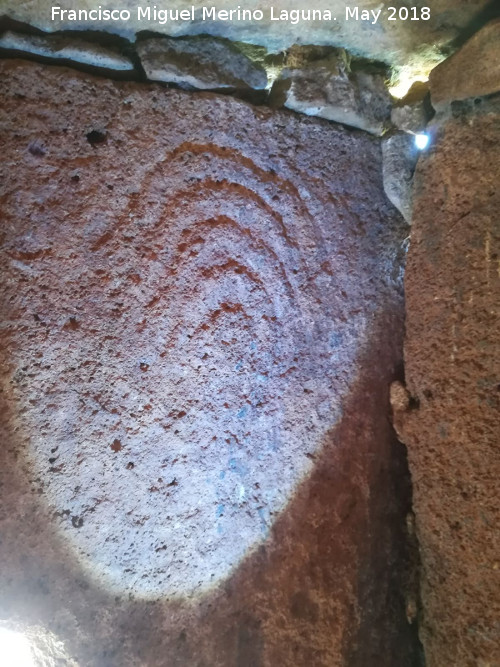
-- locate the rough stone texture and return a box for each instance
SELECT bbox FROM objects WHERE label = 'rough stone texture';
[394,106,500,665]
[429,18,500,111]
[0,0,491,73]
[391,105,427,135]
[283,43,343,69]
[0,29,134,72]
[0,60,418,666]
[391,82,432,135]
[382,133,419,223]
[136,35,268,90]
[270,53,391,135]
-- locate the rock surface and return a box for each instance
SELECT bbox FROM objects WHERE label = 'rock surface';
[382,133,419,223]
[136,35,267,89]
[391,81,432,135]
[0,59,418,665]
[0,29,134,72]
[0,0,491,73]
[429,18,500,110]
[271,52,391,135]
[396,104,500,665]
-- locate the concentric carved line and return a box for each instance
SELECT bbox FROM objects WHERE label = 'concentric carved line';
[150,215,297,306]
[168,141,315,217]
[90,143,321,254]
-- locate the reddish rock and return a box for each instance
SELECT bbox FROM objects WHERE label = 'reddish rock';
[396,107,500,665]
[0,60,416,665]
[429,19,500,110]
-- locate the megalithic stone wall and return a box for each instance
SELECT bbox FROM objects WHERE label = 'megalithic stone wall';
[394,101,500,666]
[0,59,418,665]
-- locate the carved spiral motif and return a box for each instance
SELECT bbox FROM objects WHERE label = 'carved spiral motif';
[4,107,385,597]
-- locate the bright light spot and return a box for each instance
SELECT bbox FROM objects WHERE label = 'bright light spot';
[388,63,431,99]
[389,73,428,99]
[415,133,430,150]
[0,629,35,667]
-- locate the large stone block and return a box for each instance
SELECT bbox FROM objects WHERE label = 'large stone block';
[395,107,500,665]
[270,51,391,135]
[0,60,415,665]
[0,30,135,73]
[136,35,268,90]
[429,19,500,110]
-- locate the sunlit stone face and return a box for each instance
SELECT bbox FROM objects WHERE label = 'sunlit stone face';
[1,66,402,598]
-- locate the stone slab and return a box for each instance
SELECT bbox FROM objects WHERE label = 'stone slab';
[394,108,500,665]
[429,18,500,110]
[271,53,391,135]
[382,133,419,223]
[0,29,134,72]
[391,81,431,134]
[0,59,416,666]
[136,35,267,89]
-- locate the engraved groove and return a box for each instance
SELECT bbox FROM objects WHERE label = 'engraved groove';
[0,92,392,599]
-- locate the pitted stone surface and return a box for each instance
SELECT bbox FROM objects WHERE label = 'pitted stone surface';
[0,60,416,665]
[399,109,500,666]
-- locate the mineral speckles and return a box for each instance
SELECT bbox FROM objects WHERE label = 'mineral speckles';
[0,60,405,601]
